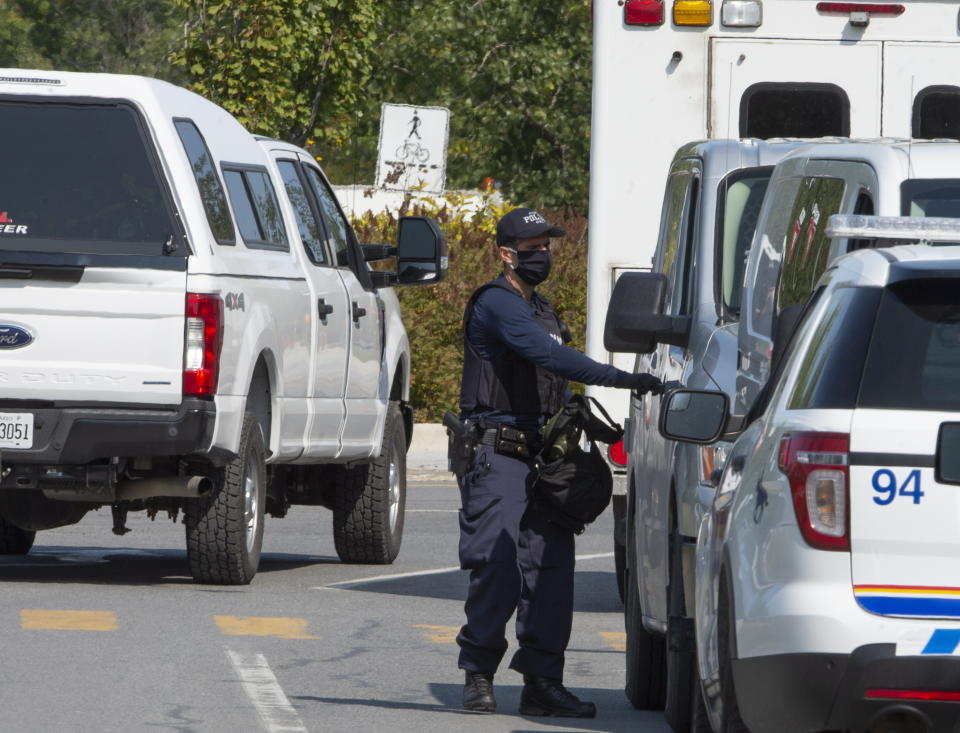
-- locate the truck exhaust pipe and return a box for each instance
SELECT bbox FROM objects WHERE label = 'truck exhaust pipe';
[115,475,212,501]
[869,707,930,733]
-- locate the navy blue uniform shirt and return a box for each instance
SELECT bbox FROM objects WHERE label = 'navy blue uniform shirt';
[464,277,637,427]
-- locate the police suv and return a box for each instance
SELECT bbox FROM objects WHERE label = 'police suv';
[660,216,960,733]
[0,69,444,584]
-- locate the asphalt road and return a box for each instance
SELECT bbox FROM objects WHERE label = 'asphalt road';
[0,473,671,733]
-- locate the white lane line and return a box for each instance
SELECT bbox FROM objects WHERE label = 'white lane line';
[406,509,459,513]
[226,650,307,733]
[318,551,615,589]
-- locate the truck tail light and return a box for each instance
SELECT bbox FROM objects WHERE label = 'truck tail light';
[866,689,960,702]
[778,432,849,551]
[673,0,713,26]
[625,0,664,26]
[609,440,628,467]
[721,0,762,26]
[183,293,224,396]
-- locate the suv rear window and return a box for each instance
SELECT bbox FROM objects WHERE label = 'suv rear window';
[901,179,960,218]
[0,100,180,255]
[859,280,960,411]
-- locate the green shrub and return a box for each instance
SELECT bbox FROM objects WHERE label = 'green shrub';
[351,195,587,422]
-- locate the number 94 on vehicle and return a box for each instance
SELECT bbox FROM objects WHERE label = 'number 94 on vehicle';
[0,412,33,448]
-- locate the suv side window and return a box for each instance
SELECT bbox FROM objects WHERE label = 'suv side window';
[777,176,845,312]
[788,286,880,409]
[173,119,235,245]
[222,166,288,249]
[276,160,328,265]
[303,166,351,266]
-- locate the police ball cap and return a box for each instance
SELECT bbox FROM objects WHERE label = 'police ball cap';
[496,208,566,247]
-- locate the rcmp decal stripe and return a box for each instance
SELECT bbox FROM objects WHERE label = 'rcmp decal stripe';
[855,585,960,618]
[922,629,960,655]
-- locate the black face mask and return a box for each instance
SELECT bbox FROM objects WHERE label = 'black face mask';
[513,249,552,285]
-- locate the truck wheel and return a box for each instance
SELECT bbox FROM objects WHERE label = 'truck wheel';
[664,524,695,732]
[625,536,667,709]
[0,516,35,554]
[614,536,626,604]
[333,402,406,564]
[185,414,266,585]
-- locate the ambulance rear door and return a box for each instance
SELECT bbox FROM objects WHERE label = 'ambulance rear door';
[710,39,882,139]
[883,42,960,139]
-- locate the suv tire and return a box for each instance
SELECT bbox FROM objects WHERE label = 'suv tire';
[185,413,266,585]
[333,402,406,564]
[0,516,35,554]
[718,570,750,733]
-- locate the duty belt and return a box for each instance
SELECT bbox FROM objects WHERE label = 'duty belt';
[478,424,540,459]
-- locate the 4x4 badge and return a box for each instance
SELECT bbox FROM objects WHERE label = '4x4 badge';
[0,324,34,349]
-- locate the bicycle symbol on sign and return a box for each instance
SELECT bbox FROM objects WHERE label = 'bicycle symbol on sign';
[395,139,430,164]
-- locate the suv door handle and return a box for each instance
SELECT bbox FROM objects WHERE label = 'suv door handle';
[352,301,367,323]
[318,299,334,321]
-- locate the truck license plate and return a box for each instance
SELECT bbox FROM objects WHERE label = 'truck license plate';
[0,413,33,448]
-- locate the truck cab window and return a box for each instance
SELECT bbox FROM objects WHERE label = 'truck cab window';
[740,83,849,139]
[912,86,960,140]
[717,168,771,317]
[303,167,351,267]
[276,161,328,265]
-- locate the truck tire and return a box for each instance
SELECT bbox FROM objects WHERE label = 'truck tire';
[185,414,266,585]
[625,537,667,709]
[333,402,406,564]
[664,524,695,732]
[0,516,35,554]
[614,535,626,604]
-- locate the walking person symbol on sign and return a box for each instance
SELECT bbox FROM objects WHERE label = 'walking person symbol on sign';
[376,103,450,192]
[408,110,422,139]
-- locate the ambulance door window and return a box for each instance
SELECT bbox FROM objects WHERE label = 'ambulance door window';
[740,83,849,139]
[912,86,960,140]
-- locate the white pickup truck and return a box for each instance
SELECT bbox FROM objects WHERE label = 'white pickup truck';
[0,69,445,584]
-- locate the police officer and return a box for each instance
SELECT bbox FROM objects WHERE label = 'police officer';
[457,207,663,717]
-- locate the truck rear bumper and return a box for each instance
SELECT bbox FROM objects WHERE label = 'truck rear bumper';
[734,644,960,733]
[0,400,215,465]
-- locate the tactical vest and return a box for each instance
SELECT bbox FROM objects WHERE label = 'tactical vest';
[459,277,568,418]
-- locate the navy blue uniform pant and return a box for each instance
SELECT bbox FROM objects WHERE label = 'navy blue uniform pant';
[456,445,575,680]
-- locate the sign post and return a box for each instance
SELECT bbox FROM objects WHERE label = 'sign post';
[376,103,450,192]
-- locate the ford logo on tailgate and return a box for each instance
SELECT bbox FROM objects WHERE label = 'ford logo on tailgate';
[0,324,33,349]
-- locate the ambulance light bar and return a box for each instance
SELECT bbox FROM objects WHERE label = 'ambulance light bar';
[721,0,762,27]
[826,215,960,243]
[624,0,665,25]
[673,0,713,26]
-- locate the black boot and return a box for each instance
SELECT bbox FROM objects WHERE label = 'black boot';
[519,675,596,718]
[462,671,496,713]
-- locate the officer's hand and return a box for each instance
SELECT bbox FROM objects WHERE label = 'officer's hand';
[633,373,664,396]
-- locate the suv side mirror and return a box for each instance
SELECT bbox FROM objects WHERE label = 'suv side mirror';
[658,388,729,444]
[365,216,447,288]
[604,272,691,353]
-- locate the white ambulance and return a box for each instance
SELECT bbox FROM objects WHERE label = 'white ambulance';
[587,0,960,506]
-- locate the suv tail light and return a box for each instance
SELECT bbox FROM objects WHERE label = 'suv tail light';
[183,293,224,396]
[608,440,628,467]
[778,432,849,551]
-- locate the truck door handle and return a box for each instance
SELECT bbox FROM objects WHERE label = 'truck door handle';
[317,299,334,321]
[352,302,367,323]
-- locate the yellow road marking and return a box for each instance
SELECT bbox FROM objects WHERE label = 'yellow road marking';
[414,624,460,643]
[214,615,318,639]
[21,609,118,632]
[599,631,626,652]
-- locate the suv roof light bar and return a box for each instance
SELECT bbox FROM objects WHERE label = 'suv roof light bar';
[826,214,960,243]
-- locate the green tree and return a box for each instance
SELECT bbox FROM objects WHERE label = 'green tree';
[172,0,382,147]
[321,0,593,210]
[0,0,184,80]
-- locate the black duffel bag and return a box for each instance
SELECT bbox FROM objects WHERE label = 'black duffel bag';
[534,395,624,534]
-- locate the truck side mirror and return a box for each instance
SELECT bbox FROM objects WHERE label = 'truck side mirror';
[396,216,447,286]
[658,388,729,444]
[604,271,691,353]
